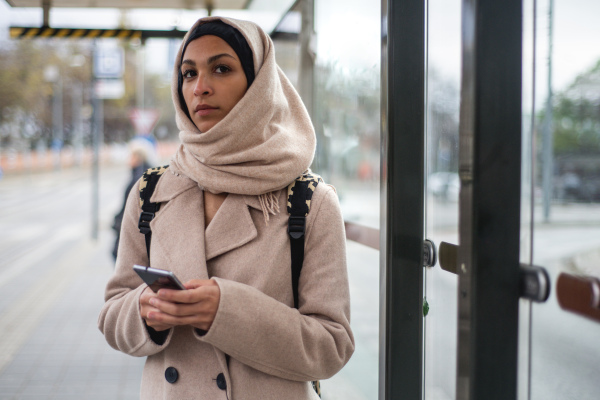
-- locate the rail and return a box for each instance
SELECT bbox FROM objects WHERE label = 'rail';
[344,221,380,250]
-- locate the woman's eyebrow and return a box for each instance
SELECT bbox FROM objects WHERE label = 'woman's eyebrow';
[206,53,236,65]
[181,53,237,69]
[181,59,196,67]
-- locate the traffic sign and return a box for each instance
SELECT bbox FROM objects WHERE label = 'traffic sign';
[94,79,124,99]
[129,109,160,135]
[94,47,124,79]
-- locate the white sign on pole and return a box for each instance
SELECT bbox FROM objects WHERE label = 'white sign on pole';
[94,79,125,99]
[129,109,161,135]
[94,47,124,79]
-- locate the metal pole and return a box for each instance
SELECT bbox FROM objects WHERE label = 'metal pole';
[52,78,63,169]
[380,0,426,398]
[542,0,554,222]
[298,0,315,120]
[42,0,50,27]
[137,46,145,110]
[72,82,84,166]
[91,42,103,241]
[457,0,522,397]
[92,94,103,241]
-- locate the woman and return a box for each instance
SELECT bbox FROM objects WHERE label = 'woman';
[98,16,354,400]
[111,138,155,261]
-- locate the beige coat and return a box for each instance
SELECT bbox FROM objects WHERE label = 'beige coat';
[98,171,354,399]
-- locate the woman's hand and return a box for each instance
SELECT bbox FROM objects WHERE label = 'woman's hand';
[140,287,175,332]
[143,279,221,332]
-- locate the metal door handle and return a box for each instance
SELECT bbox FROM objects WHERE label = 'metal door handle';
[519,264,551,302]
[439,241,458,274]
[423,239,437,267]
[556,273,600,323]
[437,241,550,302]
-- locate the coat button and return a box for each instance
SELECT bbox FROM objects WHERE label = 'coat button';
[165,367,179,384]
[215,373,227,390]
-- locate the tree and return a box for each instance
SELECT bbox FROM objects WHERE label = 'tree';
[0,38,178,153]
[551,59,600,155]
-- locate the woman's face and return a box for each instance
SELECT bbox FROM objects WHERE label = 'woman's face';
[180,35,248,132]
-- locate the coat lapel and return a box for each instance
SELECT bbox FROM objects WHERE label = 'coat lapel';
[204,194,258,261]
[150,169,197,204]
[148,172,209,282]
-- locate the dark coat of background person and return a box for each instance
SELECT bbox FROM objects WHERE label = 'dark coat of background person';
[112,156,151,261]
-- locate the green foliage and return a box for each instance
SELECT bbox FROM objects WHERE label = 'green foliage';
[547,59,600,154]
[0,38,177,150]
[423,297,430,317]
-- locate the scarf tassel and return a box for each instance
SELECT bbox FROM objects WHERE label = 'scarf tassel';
[258,192,280,224]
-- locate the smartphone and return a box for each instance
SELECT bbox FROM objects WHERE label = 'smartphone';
[133,265,186,292]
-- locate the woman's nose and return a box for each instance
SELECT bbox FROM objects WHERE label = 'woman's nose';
[193,74,213,96]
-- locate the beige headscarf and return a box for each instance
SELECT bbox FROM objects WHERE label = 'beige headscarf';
[169,16,316,220]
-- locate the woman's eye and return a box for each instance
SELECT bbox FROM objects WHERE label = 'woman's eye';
[182,69,196,79]
[214,65,231,74]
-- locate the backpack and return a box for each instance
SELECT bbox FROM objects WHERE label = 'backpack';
[137,165,322,397]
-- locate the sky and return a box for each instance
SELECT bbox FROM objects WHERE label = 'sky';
[1,0,598,98]
[427,0,600,105]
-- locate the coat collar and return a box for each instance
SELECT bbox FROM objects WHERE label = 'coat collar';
[205,194,258,260]
[148,170,281,261]
[150,170,198,204]
[149,170,271,211]
[242,193,263,211]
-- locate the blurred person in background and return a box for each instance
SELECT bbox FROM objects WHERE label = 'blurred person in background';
[111,138,156,261]
[98,16,354,399]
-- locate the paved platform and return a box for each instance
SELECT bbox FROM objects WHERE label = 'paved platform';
[0,229,146,400]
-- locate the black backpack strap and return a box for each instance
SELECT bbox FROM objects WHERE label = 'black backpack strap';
[286,171,323,309]
[287,171,323,398]
[138,165,169,262]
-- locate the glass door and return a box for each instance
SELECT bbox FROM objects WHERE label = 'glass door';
[423,1,462,399]
[521,1,600,399]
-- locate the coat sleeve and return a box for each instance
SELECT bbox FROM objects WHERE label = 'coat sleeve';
[198,184,355,381]
[97,179,174,356]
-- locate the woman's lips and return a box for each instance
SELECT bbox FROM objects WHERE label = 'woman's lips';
[195,105,217,117]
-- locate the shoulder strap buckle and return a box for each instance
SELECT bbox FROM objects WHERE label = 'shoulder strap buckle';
[288,215,306,239]
[138,211,155,235]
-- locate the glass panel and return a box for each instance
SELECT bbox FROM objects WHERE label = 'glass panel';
[518,0,537,398]
[522,0,600,399]
[0,3,376,399]
[313,0,380,399]
[424,1,461,399]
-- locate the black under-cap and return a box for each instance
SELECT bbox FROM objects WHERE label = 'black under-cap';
[177,20,255,120]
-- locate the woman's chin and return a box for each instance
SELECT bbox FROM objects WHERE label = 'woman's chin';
[193,118,220,133]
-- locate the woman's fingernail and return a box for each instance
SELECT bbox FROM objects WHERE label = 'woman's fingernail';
[150,299,156,306]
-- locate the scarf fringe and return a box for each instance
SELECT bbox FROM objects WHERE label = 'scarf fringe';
[258,191,280,224]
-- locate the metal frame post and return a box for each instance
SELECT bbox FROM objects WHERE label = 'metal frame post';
[380,0,426,398]
[457,0,522,398]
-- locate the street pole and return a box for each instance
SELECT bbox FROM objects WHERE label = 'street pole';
[92,89,103,241]
[91,42,103,241]
[71,81,83,166]
[298,0,315,120]
[137,45,145,110]
[542,0,554,222]
[52,77,63,170]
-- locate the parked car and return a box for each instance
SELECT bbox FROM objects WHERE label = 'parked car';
[428,172,460,201]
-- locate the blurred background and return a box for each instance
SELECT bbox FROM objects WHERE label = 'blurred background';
[0,0,599,399]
